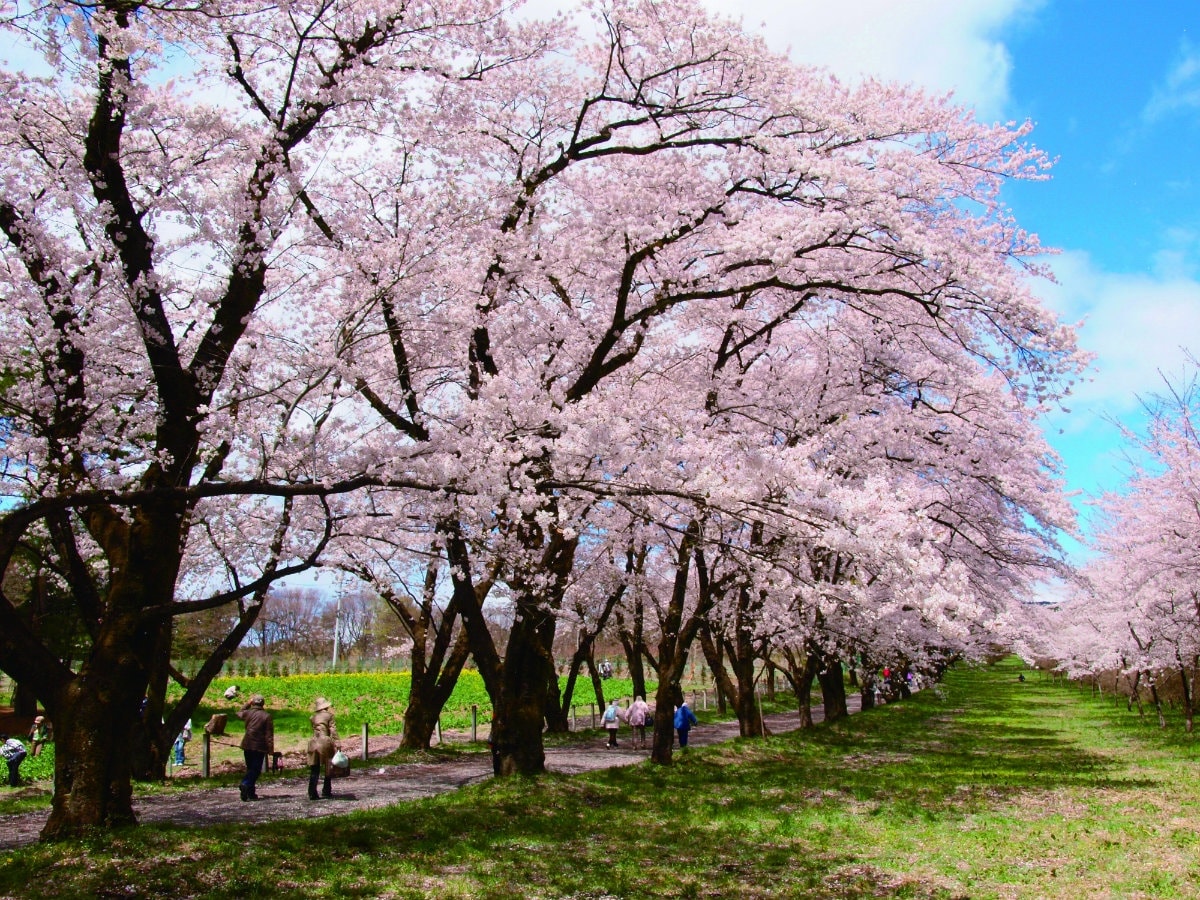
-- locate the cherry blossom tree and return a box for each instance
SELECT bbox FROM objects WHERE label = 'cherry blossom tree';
[1056,369,1200,730]
[0,0,522,838]
[331,0,1083,775]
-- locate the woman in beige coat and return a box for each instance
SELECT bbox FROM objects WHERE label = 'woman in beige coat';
[307,697,340,800]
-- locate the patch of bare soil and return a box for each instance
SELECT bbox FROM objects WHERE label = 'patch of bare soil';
[0,700,860,851]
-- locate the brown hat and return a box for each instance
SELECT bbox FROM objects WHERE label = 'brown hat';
[313,697,332,712]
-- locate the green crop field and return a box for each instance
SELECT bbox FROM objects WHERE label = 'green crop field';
[168,672,654,737]
[5,659,1200,898]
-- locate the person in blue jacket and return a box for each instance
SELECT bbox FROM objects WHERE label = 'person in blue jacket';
[673,700,698,749]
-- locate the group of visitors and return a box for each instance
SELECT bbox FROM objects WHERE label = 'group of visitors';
[234,693,343,802]
[5,688,704,798]
[601,696,699,750]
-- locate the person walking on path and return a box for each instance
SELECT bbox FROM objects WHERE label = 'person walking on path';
[307,697,340,800]
[627,696,650,749]
[27,716,49,757]
[1,734,27,787]
[602,699,623,748]
[237,694,274,801]
[674,701,698,750]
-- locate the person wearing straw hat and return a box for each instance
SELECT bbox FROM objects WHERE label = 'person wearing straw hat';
[306,697,340,800]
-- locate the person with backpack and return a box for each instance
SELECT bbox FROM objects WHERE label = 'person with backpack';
[674,700,698,750]
[626,696,651,749]
[602,699,623,748]
[1,734,27,787]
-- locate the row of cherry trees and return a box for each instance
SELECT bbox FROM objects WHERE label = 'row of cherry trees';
[1024,368,1200,731]
[0,0,1083,839]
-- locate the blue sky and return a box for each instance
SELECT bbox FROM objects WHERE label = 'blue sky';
[694,0,1200,559]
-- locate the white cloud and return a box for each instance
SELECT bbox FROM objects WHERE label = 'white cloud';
[701,0,1042,119]
[1035,253,1200,538]
[1040,250,1200,416]
[516,0,1038,120]
[1144,38,1200,122]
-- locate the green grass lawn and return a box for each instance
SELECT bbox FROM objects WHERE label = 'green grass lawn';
[3,659,1199,898]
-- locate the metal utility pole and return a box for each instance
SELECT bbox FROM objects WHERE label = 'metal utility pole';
[331,589,343,671]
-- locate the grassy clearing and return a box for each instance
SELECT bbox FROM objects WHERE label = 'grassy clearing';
[3,659,1199,898]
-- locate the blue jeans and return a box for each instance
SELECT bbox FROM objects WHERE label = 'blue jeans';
[677,727,691,748]
[241,750,266,795]
[173,737,186,765]
[6,754,23,787]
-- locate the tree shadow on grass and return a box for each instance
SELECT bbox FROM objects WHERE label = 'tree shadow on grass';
[0,660,1162,900]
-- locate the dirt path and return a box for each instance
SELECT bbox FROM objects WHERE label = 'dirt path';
[0,699,860,851]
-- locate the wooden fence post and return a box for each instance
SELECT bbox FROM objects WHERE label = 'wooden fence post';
[361,722,369,761]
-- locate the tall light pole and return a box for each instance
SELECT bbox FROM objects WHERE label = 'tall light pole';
[331,589,343,671]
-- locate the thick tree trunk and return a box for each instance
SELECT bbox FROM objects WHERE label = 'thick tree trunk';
[131,618,175,781]
[616,598,648,701]
[32,491,195,840]
[649,521,707,765]
[401,687,442,748]
[817,656,849,723]
[446,522,575,777]
[488,603,555,775]
[543,665,568,735]
[710,636,728,715]
[697,626,762,737]
[649,681,681,762]
[860,671,877,711]
[41,611,154,839]
[780,646,818,728]
[45,691,139,838]
[401,628,471,749]
[731,660,765,737]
